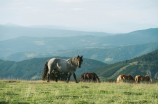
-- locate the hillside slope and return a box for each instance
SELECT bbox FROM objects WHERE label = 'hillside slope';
[0,57,106,80]
[94,49,158,80]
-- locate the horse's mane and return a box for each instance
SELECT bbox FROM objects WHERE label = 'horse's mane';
[67,56,78,66]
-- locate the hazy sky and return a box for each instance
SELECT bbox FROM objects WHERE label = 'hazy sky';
[0,0,158,33]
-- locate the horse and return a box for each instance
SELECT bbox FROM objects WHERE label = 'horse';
[117,74,135,83]
[80,73,88,82]
[135,75,152,83]
[89,73,100,83]
[80,73,100,83]
[42,55,83,83]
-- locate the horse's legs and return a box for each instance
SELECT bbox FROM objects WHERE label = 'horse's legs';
[73,73,78,83]
[47,67,52,82]
[52,72,58,82]
[55,77,58,82]
[47,73,50,82]
[67,73,72,83]
[53,69,58,82]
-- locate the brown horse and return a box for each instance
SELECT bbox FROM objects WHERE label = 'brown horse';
[90,73,100,82]
[135,75,152,83]
[117,74,135,83]
[80,73,92,82]
[80,73,100,82]
[80,73,88,82]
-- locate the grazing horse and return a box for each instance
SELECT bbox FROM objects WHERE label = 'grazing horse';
[135,75,152,83]
[90,73,100,83]
[42,55,83,83]
[80,73,88,82]
[117,74,135,83]
[80,73,100,83]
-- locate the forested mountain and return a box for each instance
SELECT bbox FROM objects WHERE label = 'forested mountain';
[94,49,158,80]
[0,57,106,80]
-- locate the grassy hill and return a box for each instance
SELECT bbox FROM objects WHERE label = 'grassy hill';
[94,49,158,80]
[0,57,106,80]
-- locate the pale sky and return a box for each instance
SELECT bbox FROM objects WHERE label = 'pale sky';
[0,0,158,33]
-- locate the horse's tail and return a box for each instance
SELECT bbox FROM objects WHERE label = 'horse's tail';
[135,75,138,83]
[42,60,49,80]
[117,75,121,83]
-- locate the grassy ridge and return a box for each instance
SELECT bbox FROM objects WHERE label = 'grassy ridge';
[0,80,158,104]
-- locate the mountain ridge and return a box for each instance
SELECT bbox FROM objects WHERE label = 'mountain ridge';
[0,24,112,40]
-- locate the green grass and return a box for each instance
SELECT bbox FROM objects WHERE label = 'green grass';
[0,80,158,104]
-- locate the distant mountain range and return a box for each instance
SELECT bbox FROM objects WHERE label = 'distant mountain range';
[1,26,158,64]
[0,24,112,40]
[95,49,158,80]
[2,42,158,64]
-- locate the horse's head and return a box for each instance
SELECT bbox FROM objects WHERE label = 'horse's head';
[76,55,83,68]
